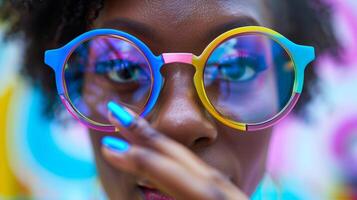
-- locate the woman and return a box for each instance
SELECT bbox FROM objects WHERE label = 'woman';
[0,0,339,199]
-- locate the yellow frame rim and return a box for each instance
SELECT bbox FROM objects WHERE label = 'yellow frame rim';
[192,26,297,131]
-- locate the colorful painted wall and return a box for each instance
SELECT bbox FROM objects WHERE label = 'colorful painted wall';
[1,0,357,199]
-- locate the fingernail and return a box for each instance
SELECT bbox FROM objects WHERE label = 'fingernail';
[107,101,134,127]
[102,136,131,153]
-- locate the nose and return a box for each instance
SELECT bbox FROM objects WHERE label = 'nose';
[148,62,218,148]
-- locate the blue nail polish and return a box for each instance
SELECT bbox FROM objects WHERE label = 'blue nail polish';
[107,101,134,127]
[102,136,130,153]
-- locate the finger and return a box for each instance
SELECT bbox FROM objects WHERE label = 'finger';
[107,101,211,174]
[101,136,237,200]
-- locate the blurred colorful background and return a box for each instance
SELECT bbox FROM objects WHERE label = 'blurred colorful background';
[1,0,357,199]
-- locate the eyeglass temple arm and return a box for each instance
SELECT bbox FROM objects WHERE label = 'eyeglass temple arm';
[294,45,315,93]
[44,48,67,95]
[45,48,64,71]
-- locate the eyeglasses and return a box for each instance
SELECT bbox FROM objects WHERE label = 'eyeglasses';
[44,26,315,132]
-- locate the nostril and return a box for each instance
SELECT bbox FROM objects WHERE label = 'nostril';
[193,136,214,148]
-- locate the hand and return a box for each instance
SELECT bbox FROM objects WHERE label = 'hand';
[101,102,248,200]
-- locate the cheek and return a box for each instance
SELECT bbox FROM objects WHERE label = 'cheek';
[204,69,280,124]
[220,125,272,193]
[88,130,140,199]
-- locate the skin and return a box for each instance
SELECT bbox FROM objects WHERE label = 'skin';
[88,0,274,199]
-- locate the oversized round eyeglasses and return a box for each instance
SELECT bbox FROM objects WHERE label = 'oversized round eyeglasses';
[44,26,315,132]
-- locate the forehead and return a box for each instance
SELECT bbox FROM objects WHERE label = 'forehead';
[99,0,270,24]
[94,0,272,53]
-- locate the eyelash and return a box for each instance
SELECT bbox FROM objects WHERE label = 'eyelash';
[94,59,150,83]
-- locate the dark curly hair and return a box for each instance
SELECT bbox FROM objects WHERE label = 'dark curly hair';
[0,0,340,118]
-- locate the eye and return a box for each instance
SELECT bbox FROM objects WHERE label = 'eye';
[219,57,258,82]
[205,55,267,85]
[95,59,150,84]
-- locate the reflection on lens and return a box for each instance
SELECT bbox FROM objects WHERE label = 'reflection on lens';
[204,34,294,124]
[64,36,152,125]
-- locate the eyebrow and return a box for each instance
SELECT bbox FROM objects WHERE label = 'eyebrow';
[207,16,260,39]
[101,18,158,41]
[101,16,260,41]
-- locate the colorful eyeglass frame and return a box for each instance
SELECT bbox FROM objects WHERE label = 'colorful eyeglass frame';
[44,26,315,132]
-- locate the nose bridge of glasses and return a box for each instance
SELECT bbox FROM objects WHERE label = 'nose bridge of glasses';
[161,53,194,66]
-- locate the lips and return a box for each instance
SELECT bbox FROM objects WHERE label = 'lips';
[139,186,175,200]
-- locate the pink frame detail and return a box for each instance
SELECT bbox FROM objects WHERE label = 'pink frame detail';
[246,93,300,131]
[162,53,193,64]
[60,95,116,132]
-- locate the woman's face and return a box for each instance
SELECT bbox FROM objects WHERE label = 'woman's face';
[89,0,273,199]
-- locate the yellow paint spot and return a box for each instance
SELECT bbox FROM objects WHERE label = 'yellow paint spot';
[0,85,29,197]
